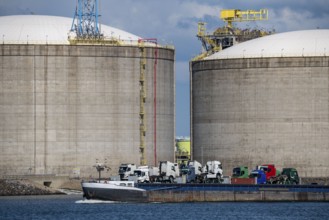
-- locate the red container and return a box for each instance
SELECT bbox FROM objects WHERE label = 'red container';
[231,178,256,184]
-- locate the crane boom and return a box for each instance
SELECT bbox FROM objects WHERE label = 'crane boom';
[220,9,268,28]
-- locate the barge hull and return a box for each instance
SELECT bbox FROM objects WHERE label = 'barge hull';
[138,183,329,202]
[147,190,329,203]
[82,183,329,203]
[83,187,148,202]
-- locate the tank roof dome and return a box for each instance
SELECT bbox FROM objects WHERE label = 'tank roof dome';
[206,29,329,60]
[0,15,140,44]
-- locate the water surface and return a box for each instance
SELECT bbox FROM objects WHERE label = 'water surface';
[0,195,328,220]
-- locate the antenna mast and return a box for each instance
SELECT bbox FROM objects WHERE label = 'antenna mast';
[71,0,102,39]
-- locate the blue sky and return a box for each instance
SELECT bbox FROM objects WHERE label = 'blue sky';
[1,0,328,137]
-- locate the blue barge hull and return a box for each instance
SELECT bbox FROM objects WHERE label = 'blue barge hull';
[136,183,329,202]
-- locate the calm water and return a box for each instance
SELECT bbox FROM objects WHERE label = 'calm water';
[0,195,328,220]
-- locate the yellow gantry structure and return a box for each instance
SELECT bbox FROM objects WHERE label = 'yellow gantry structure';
[197,22,221,52]
[220,9,268,28]
[194,9,270,61]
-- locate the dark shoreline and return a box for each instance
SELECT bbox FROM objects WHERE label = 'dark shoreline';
[0,179,65,196]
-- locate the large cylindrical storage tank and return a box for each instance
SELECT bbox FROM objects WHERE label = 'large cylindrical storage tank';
[191,30,329,178]
[0,15,175,178]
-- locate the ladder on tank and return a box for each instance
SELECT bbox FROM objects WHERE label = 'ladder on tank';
[139,40,147,166]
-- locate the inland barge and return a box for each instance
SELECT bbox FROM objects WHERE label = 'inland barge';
[82,181,329,202]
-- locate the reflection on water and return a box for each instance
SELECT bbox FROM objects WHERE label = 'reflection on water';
[75,199,121,204]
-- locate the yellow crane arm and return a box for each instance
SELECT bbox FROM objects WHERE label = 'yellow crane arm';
[220,9,268,28]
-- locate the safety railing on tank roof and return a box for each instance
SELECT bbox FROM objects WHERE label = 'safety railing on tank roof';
[198,49,328,60]
[1,40,69,45]
[1,39,175,49]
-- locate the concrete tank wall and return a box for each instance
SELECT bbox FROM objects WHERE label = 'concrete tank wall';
[0,44,175,178]
[191,57,329,178]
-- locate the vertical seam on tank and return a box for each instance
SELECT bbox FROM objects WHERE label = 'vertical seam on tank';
[75,47,78,171]
[33,45,36,174]
[44,45,48,174]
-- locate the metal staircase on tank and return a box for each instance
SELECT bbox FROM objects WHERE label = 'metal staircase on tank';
[138,39,158,167]
[139,40,147,166]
